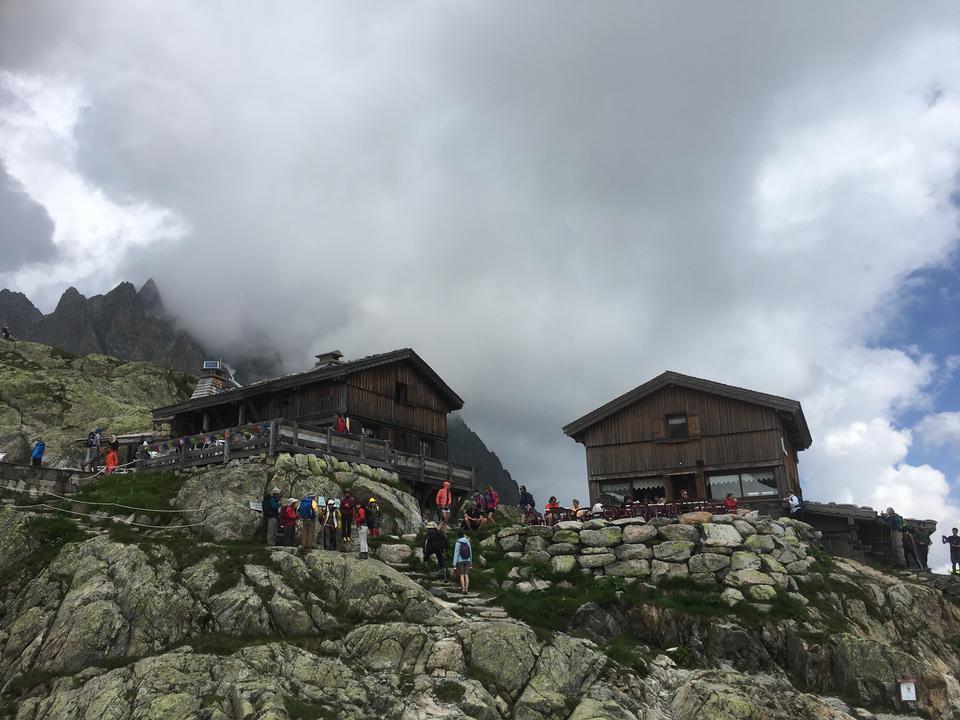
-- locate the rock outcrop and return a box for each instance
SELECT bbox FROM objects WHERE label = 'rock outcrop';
[0,341,194,466]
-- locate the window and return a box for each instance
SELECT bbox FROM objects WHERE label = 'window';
[707,474,741,500]
[707,470,778,498]
[420,439,434,458]
[740,471,778,497]
[598,480,631,507]
[395,382,409,403]
[666,414,689,439]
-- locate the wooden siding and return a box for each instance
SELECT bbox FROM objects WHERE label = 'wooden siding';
[582,386,787,479]
[345,361,448,440]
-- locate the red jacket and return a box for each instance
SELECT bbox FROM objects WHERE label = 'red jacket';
[436,484,452,508]
[280,505,298,528]
[355,506,367,527]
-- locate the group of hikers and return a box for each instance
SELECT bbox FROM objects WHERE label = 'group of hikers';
[81,427,122,473]
[261,487,382,559]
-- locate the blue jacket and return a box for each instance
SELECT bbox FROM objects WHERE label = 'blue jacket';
[31,442,45,459]
[452,538,472,566]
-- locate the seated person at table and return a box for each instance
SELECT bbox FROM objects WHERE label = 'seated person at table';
[463,500,486,531]
[678,489,690,501]
[544,496,562,525]
[723,493,738,512]
[590,502,604,519]
[570,498,588,519]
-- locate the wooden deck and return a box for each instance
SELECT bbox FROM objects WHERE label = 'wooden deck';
[139,419,477,491]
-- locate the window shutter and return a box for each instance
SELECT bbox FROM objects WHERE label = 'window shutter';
[653,418,666,439]
[688,414,701,437]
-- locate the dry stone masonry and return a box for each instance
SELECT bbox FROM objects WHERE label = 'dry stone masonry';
[495,511,821,608]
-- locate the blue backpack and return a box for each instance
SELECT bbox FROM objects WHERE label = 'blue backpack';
[298,498,314,519]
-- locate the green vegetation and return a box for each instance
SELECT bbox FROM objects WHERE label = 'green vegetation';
[434,680,466,704]
[605,636,650,675]
[71,471,187,512]
[284,697,336,720]
[0,515,87,586]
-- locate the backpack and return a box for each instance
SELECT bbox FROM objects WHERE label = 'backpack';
[458,540,471,561]
[473,493,487,512]
[341,496,355,513]
[87,432,99,448]
[298,498,314,519]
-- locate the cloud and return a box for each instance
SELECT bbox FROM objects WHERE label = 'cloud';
[2,2,960,558]
[0,161,56,268]
[915,412,960,451]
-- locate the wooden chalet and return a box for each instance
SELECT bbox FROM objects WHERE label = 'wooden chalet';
[562,371,812,509]
[150,349,476,495]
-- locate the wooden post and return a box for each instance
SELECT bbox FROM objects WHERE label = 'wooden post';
[327,427,332,453]
[223,430,231,465]
[268,419,278,456]
[238,403,245,426]
[180,440,187,470]
[359,434,365,459]
[419,447,425,485]
[292,421,299,449]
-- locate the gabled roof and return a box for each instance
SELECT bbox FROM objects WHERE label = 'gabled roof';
[153,348,464,417]
[562,371,812,450]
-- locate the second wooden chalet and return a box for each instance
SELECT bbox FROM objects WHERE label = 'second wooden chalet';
[562,371,812,510]
[151,349,476,494]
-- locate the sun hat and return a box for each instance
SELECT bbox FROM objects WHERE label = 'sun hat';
[327,499,335,505]
[369,497,377,503]
[288,498,298,504]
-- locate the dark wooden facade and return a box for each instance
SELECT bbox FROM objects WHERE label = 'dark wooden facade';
[563,372,812,507]
[153,349,462,461]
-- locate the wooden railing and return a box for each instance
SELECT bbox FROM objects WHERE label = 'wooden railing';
[139,419,476,490]
[0,461,82,497]
[531,500,729,525]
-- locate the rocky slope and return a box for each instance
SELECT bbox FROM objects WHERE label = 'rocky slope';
[0,281,207,375]
[0,340,194,466]
[0,456,957,719]
[447,415,519,505]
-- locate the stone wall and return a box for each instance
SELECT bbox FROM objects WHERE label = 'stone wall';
[484,511,822,606]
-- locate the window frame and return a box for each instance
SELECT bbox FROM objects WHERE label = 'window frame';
[666,413,689,440]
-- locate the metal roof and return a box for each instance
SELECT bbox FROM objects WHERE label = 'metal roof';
[153,348,464,417]
[562,370,812,450]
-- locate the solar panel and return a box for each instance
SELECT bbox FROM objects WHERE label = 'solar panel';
[202,360,221,370]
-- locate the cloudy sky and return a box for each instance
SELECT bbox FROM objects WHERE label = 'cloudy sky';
[3,2,960,565]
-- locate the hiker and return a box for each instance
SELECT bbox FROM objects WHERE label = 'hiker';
[590,501,604,519]
[320,499,341,550]
[571,499,588,519]
[678,489,690,501]
[518,485,535,524]
[299,492,319,551]
[104,446,119,474]
[463,499,485,531]
[483,485,499,522]
[366,498,382,538]
[334,415,347,433]
[355,501,370,560]
[452,529,472,594]
[0,326,11,341]
[340,490,355,546]
[943,527,960,574]
[30,437,45,468]
[280,498,299,547]
[723,494,738,513]
[262,487,282,546]
[436,480,453,530]
[786,492,803,519]
[83,427,103,472]
[423,521,447,579]
[544,496,561,525]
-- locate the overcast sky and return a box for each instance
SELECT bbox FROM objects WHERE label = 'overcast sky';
[3,2,960,566]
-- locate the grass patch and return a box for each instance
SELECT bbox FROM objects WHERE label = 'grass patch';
[0,516,87,587]
[284,696,335,720]
[434,680,466,704]
[605,635,650,676]
[71,471,186,513]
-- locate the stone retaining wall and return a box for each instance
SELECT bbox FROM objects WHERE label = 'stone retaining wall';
[482,511,823,606]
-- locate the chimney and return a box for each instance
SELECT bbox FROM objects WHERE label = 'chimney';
[191,359,241,399]
[314,350,344,368]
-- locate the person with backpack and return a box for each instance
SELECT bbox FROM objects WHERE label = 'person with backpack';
[299,492,319,551]
[367,498,382,538]
[483,485,499,522]
[30,437,45,468]
[423,521,448,579]
[355,502,370,560]
[340,490,355,546]
[943,527,960,575]
[518,485,535,523]
[83,427,103,472]
[320,499,341,550]
[262,486,282,546]
[280,498,299,547]
[435,480,453,530]
[452,530,472,594]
